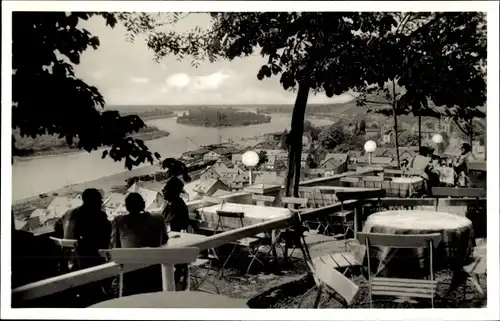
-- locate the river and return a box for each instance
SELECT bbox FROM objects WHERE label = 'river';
[12,114,333,201]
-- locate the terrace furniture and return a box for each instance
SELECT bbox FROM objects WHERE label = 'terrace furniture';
[49,237,79,272]
[280,197,310,258]
[298,186,323,208]
[463,239,486,298]
[298,254,360,308]
[109,247,200,297]
[251,194,276,206]
[361,210,474,281]
[214,210,269,275]
[357,232,442,308]
[335,189,386,250]
[89,290,249,308]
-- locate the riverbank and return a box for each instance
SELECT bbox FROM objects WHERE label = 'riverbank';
[13,125,170,159]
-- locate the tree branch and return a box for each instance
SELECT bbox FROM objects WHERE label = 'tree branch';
[453,118,469,136]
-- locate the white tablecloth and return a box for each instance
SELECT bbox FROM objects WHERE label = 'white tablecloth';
[360,210,474,276]
[197,203,291,229]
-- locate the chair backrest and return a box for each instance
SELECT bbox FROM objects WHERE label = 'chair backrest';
[216,210,245,219]
[432,187,485,198]
[111,247,200,294]
[335,189,386,202]
[281,197,308,209]
[252,194,275,205]
[307,261,359,307]
[356,232,442,249]
[49,236,78,249]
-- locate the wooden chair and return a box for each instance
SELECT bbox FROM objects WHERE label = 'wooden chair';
[110,247,200,296]
[311,246,364,280]
[214,210,268,276]
[49,236,79,272]
[335,189,386,250]
[357,232,442,308]
[298,257,360,308]
[281,197,309,257]
[251,194,276,206]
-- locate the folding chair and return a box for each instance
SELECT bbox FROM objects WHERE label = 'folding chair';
[320,189,353,238]
[357,232,442,308]
[280,197,309,259]
[110,247,199,296]
[49,236,79,272]
[462,239,486,298]
[298,253,360,308]
[335,189,386,250]
[311,245,364,280]
[189,248,220,294]
[214,210,268,276]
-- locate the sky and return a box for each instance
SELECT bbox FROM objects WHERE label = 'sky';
[74,13,354,106]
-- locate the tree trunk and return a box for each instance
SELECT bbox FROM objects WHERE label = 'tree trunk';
[418,115,422,149]
[285,83,310,197]
[469,117,473,147]
[392,81,401,167]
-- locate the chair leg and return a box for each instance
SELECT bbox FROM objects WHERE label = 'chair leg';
[470,275,485,296]
[297,285,317,308]
[313,285,323,308]
[220,244,238,278]
[246,243,265,275]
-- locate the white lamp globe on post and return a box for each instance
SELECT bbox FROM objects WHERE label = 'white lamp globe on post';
[364,140,377,165]
[432,134,443,154]
[242,150,260,186]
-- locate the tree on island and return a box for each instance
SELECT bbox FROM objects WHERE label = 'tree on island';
[12,12,176,169]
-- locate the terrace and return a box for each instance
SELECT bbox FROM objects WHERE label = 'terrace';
[11,168,487,309]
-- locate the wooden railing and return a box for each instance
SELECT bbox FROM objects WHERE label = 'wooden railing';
[13,212,300,303]
[12,194,485,304]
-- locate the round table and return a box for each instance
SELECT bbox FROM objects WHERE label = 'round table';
[362,210,474,277]
[89,291,249,308]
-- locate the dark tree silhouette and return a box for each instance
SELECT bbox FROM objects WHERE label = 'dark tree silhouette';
[12,12,170,169]
[355,12,486,165]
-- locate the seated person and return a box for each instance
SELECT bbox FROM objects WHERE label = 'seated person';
[59,188,111,269]
[109,193,169,297]
[409,146,439,194]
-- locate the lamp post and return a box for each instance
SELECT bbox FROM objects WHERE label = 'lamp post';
[364,140,377,165]
[242,150,260,186]
[432,133,443,155]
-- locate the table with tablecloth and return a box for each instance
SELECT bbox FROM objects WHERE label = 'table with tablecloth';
[197,203,292,230]
[358,210,474,278]
[89,290,249,308]
[340,176,425,197]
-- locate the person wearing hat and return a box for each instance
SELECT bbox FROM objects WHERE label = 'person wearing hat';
[453,143,474,187]
[160,158,192,290]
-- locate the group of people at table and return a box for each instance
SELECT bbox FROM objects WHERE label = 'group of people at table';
[403,142,476,191]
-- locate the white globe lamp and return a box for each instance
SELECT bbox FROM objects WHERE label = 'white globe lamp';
[432,134,443,144]
[364,140,377,164]
[432,134,443,154]
[242,150,260,185]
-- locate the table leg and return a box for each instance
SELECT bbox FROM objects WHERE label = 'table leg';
[353,207,359,239]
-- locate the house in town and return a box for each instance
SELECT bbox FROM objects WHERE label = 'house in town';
[320,153,349,175]
[231,154,243,166]
[192,178,230,199]
[203,151,221,162]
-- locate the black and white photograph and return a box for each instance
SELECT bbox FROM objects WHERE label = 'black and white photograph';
[2,1,498,319]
